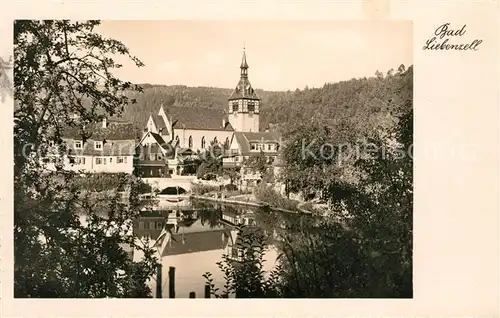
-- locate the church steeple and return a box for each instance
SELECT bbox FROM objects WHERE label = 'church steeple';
[228,47,260,132]
[240,47,249,77]
[228,48,259,101]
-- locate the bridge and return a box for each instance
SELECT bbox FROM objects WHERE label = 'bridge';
[143,176,197,193]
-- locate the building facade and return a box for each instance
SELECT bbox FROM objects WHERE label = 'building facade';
[144,105,234,154]
[45,119,137,174]
[137,48,282,182]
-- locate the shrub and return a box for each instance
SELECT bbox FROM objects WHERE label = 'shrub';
[191,183,219,196]
[224,183,238,191]
[254,184,299,211]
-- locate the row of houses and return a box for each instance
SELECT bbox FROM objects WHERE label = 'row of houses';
[44,49,284,185]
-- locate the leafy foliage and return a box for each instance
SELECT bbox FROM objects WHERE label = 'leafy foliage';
[204,226,281,298]
[14,20,158,298]
[254,184,300,212]
[207,65,413,298]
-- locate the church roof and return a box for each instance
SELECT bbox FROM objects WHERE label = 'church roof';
[228,49,260,101]
[228,77,260,100]
[165,106,234,131]
[151,114,167,131]
[240,49,249,68]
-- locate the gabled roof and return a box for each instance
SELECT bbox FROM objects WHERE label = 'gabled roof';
[62,121,137,156]
[165,106,234,131]
[136,131,175,156]
[151,114,167,131]
[62,121,137,141]
[233,131,282,155]
[150,132,167,146]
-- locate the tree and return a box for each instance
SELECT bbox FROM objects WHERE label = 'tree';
[223,167,240,185]
[196,141,223,178]
[244,151,269,180]
[206,67,413,298]
[14,20,158,297]
[275,66,413,297]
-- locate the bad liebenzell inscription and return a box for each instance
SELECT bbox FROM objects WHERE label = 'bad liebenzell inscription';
[423,23,482,51]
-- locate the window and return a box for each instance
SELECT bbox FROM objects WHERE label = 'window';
[225,137,230,148]
[95,157,103,165]
[109,157,112,163]
[201,137,206,149]
[232,102,239,112]
[248,102,255,112]
[74,141,82,149]
[175,135,180,145]
[69,156,75,164]
[138,221,144,229]
[214,137,218,144]
[250,143,257,150]
[94,141,103,150]
[268,144,272,151]
[231,149,238,156]
[73,157,85,165]
[188,136,193,148]
[157,154,162,160]
[117,156,127,164]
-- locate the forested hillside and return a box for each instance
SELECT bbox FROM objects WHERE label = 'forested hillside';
[119,64,412,139]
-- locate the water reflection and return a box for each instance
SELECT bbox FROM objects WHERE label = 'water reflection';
[134,198,307,298]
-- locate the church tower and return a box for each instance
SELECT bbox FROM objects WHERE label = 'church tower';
[228,48,260,132]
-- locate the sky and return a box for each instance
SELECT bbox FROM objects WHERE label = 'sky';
[96,20,412,91]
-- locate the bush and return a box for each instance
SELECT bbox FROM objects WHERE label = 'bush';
[224,183,238,191]
[254,184,299,211]
[191,183,219,196]
[203,226,282,298]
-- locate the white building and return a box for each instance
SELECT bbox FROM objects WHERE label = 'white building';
[44,119,136,174]
[136,48,283,182]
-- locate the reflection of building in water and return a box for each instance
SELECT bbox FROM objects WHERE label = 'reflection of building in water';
[220,206,256,226]
[133,208,233,257]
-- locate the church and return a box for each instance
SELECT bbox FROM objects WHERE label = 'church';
[135,48,282,178]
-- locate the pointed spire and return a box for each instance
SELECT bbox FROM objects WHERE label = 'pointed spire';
[240,47,248,69]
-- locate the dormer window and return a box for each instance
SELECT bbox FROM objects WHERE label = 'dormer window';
[232,102,239,112]
[250,143,257,150]
[95,141,103,150]
[74,141,82,149]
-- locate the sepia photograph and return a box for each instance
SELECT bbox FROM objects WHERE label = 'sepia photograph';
[12,20,413,299]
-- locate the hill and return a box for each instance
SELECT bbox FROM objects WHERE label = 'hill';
[117,64,412,138]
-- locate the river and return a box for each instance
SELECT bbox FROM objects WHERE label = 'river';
[133,198,309,298]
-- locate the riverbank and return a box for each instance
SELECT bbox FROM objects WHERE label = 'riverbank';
[190,193,313,214]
